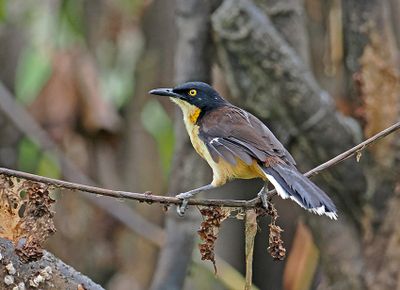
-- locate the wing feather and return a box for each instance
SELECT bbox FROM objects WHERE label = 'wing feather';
[199,106,296,166]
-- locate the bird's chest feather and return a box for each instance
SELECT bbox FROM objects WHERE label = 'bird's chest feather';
[172,99,265,186]
[172,99,209,159]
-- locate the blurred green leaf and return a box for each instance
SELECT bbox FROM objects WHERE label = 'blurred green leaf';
[15,46,51,104]
[58,0,86,46]
[0,0,5,22]
[37,153,61,179]
[103,70,134,108]
[116,0,145,16]
[18,138,61,179]
[18,138,41,173]
[141,100,174,176]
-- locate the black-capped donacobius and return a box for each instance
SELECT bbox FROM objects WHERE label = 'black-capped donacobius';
[149,82,337,219]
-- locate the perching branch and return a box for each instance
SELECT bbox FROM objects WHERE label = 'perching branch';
[1,121,399,209]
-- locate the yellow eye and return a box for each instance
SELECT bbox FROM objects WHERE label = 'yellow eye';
[188,89,197,97]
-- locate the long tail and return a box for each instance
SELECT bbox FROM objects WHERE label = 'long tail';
[262,163,338,220]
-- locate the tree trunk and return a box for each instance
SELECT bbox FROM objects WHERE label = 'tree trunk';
[212,0,367,288]
[343,1,400,289]
[150,0,213,289]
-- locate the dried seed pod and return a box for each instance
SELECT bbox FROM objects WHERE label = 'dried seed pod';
[268,224,286,260]
[197,206,231,274]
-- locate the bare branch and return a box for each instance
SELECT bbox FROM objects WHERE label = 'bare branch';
[1,121,399,209]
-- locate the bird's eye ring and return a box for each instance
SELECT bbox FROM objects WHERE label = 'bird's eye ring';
[188,89,197,97]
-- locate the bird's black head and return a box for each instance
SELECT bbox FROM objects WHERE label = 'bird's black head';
[149,82,227,111]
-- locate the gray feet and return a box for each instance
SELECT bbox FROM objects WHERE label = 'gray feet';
[176,192,195,216]
[257,183,271,209]
[175,184,215,216]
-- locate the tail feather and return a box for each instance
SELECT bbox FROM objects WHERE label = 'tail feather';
[262,164,338,220]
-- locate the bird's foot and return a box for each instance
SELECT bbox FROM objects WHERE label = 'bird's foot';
[174,184,214,216]
[175,192,194,216]
[257,187,273,211]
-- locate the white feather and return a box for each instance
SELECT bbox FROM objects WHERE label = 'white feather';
[265,174,337,220]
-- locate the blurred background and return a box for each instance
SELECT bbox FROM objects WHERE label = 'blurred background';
[0,0,399,289]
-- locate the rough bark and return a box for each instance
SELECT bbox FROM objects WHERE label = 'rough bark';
[343,0,398,121]
[254,0,310,66]
[343,1,400,289]
[212,1,367,288]
[212,0,364,207]
[251,1,309,288]
[150,1,213,289]
[212,0,366,212]
[0,238,103,290]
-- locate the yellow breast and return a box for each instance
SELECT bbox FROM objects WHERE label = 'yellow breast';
[171,98,266,187]
[171,98,209,159]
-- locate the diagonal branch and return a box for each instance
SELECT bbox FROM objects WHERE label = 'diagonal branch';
[1,121,399,209]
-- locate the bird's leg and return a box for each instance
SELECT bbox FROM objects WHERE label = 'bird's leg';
[175,184,215,216]
[257,182,272,210]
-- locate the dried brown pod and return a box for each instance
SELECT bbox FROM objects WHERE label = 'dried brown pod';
[263,201,286,260]
[268,223,286,260]
[197,206,231,274]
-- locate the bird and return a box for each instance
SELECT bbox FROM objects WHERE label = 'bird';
[149,82,337,220]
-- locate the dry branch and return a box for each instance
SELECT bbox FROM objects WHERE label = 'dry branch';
[0,121,398,209]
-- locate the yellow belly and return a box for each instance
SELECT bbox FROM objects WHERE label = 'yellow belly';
[185,120,265,186]
[212,158,266,185]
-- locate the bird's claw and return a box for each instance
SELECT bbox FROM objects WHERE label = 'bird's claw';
[257,188,272,210]
[176,198,189,216]
[176,192,192,216]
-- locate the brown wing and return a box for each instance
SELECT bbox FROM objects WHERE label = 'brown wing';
[198,105,296,166]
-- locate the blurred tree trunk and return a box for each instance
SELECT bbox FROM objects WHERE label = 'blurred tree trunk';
[252,1,309,289]
[118,0,176,288]
[212,0,366,289]
[211,0,400,289]
[0,24,24,169]
[150,0,213,289]
[343,1,400,289]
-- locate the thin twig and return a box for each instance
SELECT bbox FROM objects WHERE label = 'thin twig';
[304,121,400,177]
[248,120,400,202]
[1,121,399,208]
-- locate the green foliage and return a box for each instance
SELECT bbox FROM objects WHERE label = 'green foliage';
[98,31,145,109]
[0,0,5,22]
[37,152,61,179]
[117,0,145,15]
[58,0,85,46]
[15,46,51,104]
[18,138,60,179]
[141,100,174,177]
[18,138,41,173]
[101,63,135,109]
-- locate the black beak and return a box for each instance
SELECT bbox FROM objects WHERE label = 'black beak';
[149,88,181,98]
